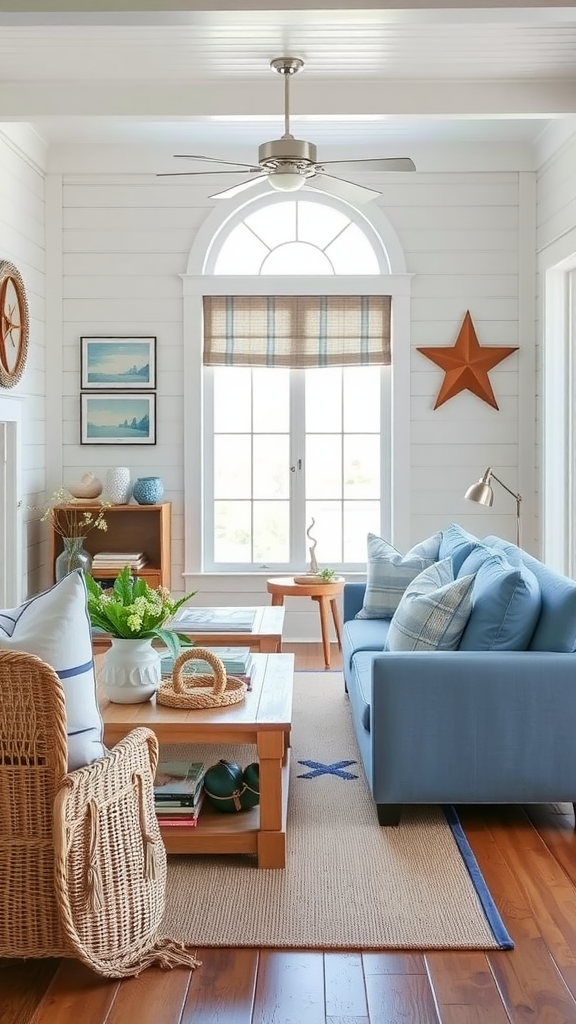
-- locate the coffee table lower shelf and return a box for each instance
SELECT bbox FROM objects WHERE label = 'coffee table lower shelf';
[98,651,294,869]
[159,752,290,868]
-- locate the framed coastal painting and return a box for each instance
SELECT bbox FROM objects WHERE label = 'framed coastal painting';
[80,393,156,445]
[80,336,156,390]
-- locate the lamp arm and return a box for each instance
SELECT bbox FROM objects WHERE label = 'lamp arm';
[489,471,522,504]
[489,471,522,547]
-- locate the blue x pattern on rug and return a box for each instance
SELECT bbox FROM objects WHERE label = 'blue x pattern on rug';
[297,759,358,780]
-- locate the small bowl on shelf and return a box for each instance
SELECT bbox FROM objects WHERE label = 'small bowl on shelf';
[66,472,103,500]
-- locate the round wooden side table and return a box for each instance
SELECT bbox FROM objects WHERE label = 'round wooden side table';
[266,576,345,669]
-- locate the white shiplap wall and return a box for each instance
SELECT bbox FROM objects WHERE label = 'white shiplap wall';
[0,126,47,599]
[56,168,528,638]
[386,173,527,547]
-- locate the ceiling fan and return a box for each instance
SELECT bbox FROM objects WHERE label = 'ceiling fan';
[157,57,416,205]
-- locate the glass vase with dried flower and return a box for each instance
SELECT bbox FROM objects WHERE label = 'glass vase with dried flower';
[34,488,110,580]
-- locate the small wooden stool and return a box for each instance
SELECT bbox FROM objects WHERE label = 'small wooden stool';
[266,576,344,669]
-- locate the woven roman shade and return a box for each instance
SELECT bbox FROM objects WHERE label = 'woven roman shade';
[203,295,391,368]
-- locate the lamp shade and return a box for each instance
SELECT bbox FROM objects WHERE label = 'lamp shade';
[268,170,306,192]
[465,479,494,507]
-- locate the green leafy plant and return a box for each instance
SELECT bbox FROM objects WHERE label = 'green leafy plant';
[85,566,197,659]
[317,568,338,581]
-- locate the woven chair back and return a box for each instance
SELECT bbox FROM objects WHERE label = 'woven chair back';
[0,649,70,958]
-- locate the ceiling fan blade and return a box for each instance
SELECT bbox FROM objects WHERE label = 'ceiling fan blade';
[173,154,259,171]
[309,173,382,206]
[209,175,268,200]
[157,170,256,178]
[319,157,416,173]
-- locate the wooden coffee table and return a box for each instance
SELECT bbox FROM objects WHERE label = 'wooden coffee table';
[92,604,285,654]
[98,652,294,868]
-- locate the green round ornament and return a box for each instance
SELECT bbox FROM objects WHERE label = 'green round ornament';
[204,759,244,813]
[240,762,260,810]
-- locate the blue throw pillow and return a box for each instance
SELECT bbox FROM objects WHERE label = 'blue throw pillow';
[356,531,441,619]
[482,535,576,652]
[385,558,475,652]
[457,547,541,651]
[439,523,481,575]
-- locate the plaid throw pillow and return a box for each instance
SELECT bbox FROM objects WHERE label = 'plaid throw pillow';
[356,531,441,619]
[385,558,475,652]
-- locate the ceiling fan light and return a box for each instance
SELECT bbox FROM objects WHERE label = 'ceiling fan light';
[268,171,306,192]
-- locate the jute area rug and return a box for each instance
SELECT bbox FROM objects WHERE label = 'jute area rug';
[160,671,510,950]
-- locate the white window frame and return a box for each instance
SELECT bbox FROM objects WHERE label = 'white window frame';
[203,362,392,573]
[182,186,413,577]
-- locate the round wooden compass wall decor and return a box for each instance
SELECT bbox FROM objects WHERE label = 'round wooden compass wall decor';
[0,260,29,388]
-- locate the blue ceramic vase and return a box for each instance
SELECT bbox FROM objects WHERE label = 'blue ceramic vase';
[132,476,164,505]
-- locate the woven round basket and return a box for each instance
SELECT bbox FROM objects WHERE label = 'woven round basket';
[156,647,247,709]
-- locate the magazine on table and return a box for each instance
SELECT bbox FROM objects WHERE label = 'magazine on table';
[170,607,258,632]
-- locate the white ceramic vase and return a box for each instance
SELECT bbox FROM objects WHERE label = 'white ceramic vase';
[105,466,131,504]
[100,637,161,704]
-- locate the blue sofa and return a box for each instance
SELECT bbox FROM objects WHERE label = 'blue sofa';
[342,531,576,825]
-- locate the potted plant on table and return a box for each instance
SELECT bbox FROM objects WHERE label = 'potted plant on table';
[86,567,197,704]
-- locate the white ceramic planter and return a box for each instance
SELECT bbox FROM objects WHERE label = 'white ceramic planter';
[100,637,161,703]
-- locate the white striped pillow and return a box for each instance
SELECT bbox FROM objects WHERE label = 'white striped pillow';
[356,531,442,619]
[385,558,475,652]
[0,570,106,770]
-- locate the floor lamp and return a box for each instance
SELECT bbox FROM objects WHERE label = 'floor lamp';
[464,467,522,547]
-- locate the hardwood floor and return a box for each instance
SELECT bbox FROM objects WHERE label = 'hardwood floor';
[5,643,576,1024]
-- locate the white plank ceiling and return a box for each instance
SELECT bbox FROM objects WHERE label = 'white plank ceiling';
[0,4,575,156]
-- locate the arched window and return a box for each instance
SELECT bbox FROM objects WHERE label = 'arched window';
[182,188,411,575]
[206,193,384,276]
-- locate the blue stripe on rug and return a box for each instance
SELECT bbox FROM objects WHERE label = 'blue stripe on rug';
[443,804,514,950]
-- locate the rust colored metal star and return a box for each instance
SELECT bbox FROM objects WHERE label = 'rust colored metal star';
[417,311,518,409]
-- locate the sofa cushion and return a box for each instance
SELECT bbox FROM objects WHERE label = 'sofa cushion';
[457,546,541,650]
[483,535,576,652]
[343,616,391,667]
[0,570,106,771]
[356,531,441,619]
[385,558,475,652]
[439,523,481,575]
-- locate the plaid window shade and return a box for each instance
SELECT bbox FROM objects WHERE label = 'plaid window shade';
[202,295,391,368]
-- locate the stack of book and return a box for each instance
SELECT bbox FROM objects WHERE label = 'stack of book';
[154,760,206,827]
[160,645,254,679]
[92,551,149,572]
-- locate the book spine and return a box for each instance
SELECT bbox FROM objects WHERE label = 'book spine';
[154,798,200,807]
[157,817,200,827]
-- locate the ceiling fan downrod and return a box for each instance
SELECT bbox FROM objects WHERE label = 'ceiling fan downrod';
[270,56,304,140]
[262,57,317,172]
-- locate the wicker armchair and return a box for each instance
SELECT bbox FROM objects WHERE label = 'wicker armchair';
[0,649,199,977]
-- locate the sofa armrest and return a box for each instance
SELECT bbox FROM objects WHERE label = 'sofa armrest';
[369,651,576,803]
[344,582,366,622]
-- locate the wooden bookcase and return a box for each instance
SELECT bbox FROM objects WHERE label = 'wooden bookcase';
[49,502,172,589]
